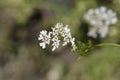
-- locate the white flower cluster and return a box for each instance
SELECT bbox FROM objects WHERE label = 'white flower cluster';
[38,23,76,51]
[84,6,117,38]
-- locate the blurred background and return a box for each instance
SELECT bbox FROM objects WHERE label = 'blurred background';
[0,0,120,80]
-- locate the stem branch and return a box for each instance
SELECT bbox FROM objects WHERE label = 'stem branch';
[96,43,120,47]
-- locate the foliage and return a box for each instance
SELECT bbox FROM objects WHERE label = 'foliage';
[75,40,94,56]
[65,47,120,80]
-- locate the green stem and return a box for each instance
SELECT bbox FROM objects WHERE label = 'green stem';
[96,43,120,47]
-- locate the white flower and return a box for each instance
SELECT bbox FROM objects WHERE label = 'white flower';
[38,30,51,49]
[51,23,65,37]
[55,23,64,29]
[106,10,117,25]
[99,26,109,38]
[38,23,76,51]
[51,36,60,51]
[61,25,75,47]
[88,26,109,38]
[87,27,98,38]
[71,37,75,46]
[64,25,70,33]
[84,6,118,38]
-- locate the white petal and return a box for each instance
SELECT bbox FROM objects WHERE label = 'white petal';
[107,9,113,14]
[71,38,75,46]
[90,20,96,25]
[95,9,99,14]
[105,21,110,26]
[52,46,56,51]
[63,42,67,46]
[87,28,97,38]
[88,9,94,14]
[99,6,107,12]
[40,43,46,49]
[99,26,108,38]
[41,30,47,35]
[111,18,117,24]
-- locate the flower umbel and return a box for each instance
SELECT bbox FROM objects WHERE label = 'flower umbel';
[38,23,76,51]
[84,6,118,38]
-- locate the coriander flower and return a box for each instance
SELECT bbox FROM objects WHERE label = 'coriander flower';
[51,36,60,51]
[38,23,76,51]
[84,6,117,38]
[62,26,72,46]
[51,23,64,36]
[71,37,75,46]
[38,30,51,49]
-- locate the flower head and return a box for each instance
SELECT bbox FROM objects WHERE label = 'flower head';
[84,6,118,38]
[38,23,76,51]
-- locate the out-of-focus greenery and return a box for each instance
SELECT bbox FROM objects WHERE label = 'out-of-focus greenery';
[64,47,120,80]
[0,0,120,80]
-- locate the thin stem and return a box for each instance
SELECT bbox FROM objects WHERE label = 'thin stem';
[96,43,120,47]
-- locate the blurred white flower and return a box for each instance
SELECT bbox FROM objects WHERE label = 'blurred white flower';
[87,27,97,38]
[84,6,117,38]
[38,23,76,51]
